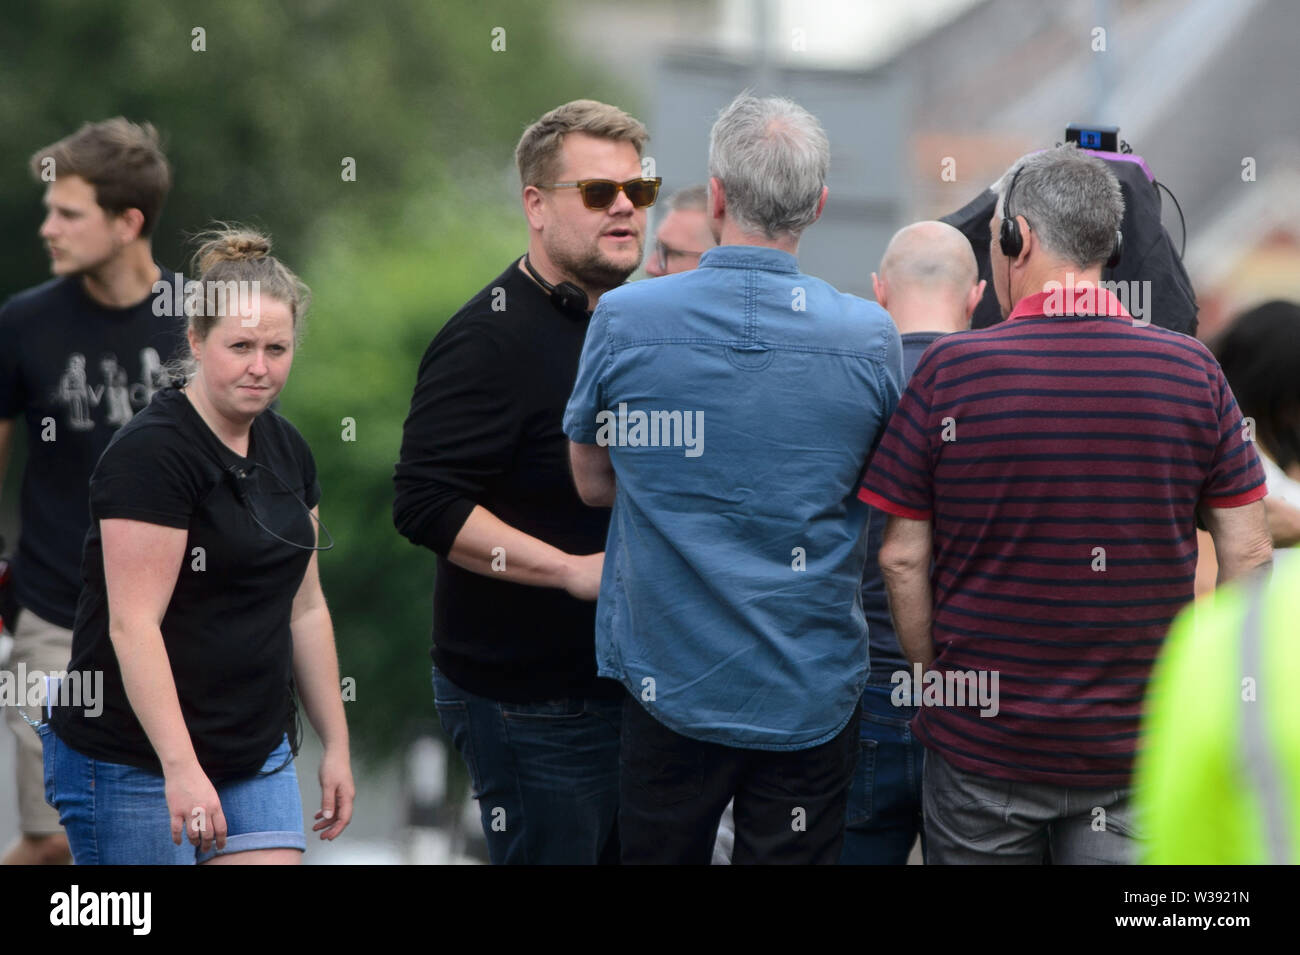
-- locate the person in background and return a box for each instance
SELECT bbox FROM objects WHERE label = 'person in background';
[393,99,655,864]
[0,118,183,865]
[841,221,984,865]
[1195,301,1300,592]
[645,184,716,277]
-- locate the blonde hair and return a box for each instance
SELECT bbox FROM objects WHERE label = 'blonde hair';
[167,225,311,384]
[515,99,648,188]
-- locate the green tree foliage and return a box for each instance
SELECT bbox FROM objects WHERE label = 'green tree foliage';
[0,0,640,764]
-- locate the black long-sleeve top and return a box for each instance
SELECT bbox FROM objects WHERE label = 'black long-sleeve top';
[393,258,616,701]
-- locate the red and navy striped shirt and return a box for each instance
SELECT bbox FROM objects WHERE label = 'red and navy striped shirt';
[859,287,1267,787]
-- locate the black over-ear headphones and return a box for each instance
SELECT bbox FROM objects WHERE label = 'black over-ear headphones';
[1106,231,1123,270]
[998,165,1028,259]
[524,254,590,319]
[999,164,1123,269]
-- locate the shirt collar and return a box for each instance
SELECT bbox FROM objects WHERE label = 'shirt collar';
[698,245,799,273]
[1007,285,1131,322]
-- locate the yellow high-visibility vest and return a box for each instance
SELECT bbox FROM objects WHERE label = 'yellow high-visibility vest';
[1137,549,1300,864]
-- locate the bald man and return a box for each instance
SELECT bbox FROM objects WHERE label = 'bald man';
[871,220,984,337]
[841,221,983,865]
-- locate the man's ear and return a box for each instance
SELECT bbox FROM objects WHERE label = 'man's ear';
[708,177,725,221]
[522,185,546,231]
[965,279,986,325]
[114,207,146,244]
[871,271,887,308]
[812,185,828,222]
[1013,215,1033,266]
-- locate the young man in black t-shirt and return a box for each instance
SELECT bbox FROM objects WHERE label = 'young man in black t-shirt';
[0,118,183,865]
[393,99,657,864]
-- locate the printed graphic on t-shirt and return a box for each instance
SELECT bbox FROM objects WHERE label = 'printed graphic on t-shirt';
[53,347,165,431]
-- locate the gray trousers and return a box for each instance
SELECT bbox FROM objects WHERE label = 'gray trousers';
[923,749,1142,864]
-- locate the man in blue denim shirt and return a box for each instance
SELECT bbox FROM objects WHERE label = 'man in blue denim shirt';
[565,93,904,864]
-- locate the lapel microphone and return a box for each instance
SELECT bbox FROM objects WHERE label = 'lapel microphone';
[223,461,334,551]
[225,464,252,507]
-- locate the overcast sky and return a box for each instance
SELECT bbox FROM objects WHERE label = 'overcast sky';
[717,0,983,67]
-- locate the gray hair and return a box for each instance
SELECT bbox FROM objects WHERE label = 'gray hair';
[995,144,1124,268]
[666,184,708,213]
[708,93,829,239]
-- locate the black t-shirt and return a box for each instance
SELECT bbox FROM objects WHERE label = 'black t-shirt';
[0,271,186,628]
[51,385,320,782]
[393,258,616,702]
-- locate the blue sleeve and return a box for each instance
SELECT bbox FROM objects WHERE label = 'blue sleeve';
[859,339,937,520]
[880,321,906,432]
[868,314,906,458]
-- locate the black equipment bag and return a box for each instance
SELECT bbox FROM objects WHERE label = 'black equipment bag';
[941,153,1198,335]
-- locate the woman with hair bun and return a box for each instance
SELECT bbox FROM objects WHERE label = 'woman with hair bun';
[42,226,354,864]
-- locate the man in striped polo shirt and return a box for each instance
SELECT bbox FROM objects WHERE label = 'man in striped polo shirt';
[859,145,1273,864]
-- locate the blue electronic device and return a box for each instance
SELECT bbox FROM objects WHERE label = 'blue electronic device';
[1066,123,1120,153]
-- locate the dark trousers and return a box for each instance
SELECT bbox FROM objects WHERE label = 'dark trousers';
[619,693,860,864]
[839,683,926,864]
[433,667,622,865]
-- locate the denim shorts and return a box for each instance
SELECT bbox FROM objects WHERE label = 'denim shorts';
[41,723,307,864]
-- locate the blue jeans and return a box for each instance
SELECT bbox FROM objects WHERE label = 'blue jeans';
[839,682,926,865]
[432,666,621,864]
[41,723,306,865]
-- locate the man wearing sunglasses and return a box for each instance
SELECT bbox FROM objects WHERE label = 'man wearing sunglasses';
[645,184,716,278]
[394,99,651,865]
[565,93,905,864]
